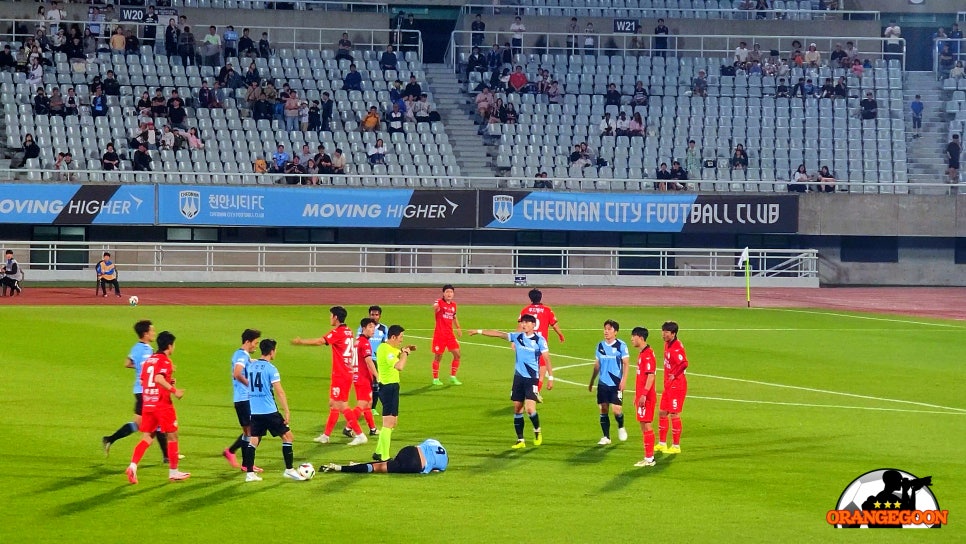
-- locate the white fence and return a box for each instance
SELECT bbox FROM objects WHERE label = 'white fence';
[3,241,819,287]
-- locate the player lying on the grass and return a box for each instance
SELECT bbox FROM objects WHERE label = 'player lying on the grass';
[468,314,551,449]
[322,439,448,474]
[372,325,416,461]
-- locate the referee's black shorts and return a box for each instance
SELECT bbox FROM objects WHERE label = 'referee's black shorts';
[379,383,400,416]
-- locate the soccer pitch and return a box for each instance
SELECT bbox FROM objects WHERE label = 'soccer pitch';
[2,302,964,542]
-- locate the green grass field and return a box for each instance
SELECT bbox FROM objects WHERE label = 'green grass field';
[2,303,964,542]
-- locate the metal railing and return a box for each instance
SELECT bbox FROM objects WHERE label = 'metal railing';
[167,0,389,12]
[460,3,879,20]
[1,240,819,286]
[449,30,905,70]
[932,37,966,80]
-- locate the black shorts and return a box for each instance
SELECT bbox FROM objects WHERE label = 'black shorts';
[250,412,290,438]
[949,160,960,170]
[386,445,423,474]
[134,393,143,416]
[379,383,400,417]
[510,374,539,403]
[596,384,623,406]
[234,400,252,427]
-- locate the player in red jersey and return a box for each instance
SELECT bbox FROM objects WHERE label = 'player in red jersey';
[350,317,380,436]
[431,284,463,386]
[630,327,657,467]
[292,306,366,446]
[656,321,688,454]
[125,331,190,484]
[518,288,565,395]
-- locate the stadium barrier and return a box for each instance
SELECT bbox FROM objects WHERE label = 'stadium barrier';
[460,3,881,21]
[0,240,819,287]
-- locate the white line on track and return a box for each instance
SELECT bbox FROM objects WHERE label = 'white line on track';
[767,308,965,328]
[410,334,966,415]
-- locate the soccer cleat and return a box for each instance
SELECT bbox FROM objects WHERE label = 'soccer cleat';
[245,472,263,482]
[168,471,191,481]
[347,433,369,446]
[240,465,264,473]
[283,468,306,480]
[617,428,628,442]
[369,428,379,436]
[450,376,463,386]
[535,393,544,403]
[322,463,341,473]
[372,453,383,461]
[654,442,667,453]
[597,437,612,445]
[102,437,112,457]
[511,440,526,449]
[533,432,543,446]
[432,378,444,386]
[341,427,354,438]
[634,458,657,467]
[223,449,240,468]
[125,465,138,484]
[666,445,681,454]
[313,434,331,444]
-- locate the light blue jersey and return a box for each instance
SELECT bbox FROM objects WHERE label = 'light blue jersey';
[359,323,389,360]
[595,339,629,387]
[247,358,281,415]
[418,439,448,473]
[231,347,252,402]
[129,341,153,394]
[506,332,547,379]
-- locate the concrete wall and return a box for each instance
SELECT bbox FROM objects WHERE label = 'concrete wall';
[798,194,966,237]
[815,239,965,286]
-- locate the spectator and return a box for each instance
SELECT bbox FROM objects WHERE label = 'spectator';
[630,25,648,56]
[471,14,486,48]
[500,102,518,124]
[804,43,821,68]
[335,32,353,62]
[850,57,864,77]
[258,32,272,58]
[400,13,419,53]
[314,145,333,174]
[50,28,66,54]
[239,28,256,57]
[132,143,152,171]
[830,43,847,67]
[361,106,381,132]
[414,94,439,123]
[298,100,309,131]
[96,252,121,298]
[380,45,398,71]
[952,61,965,79]
[632,81,649,106]
[102,70,121,96]
[748,43,763,64]
[570,144,590,169]
[802,78,816,98]
[284,155,307,185]
[692,70,708,97]
[200,26,222,66]
[946,134,961,184]
[655,162,673,190]
[110,27,126,53]
[604,82,621,106]
[670,161,688,190]
[252,92,272,121]
[833,76,848,100]
[508,65,528,93]
[465,46,486,82]
[615,111,631,136]
[734,41,749,69]
[486,43,502,73]
[909,95,923,139]
[165,18,180,58]
[859,91,877,120]
[150,88,168,118]
[819,77,835,99]
[685,139,701,175]
[547,79,562,104]
[487,98,504,126]
[476,86,494,118]
[583,22,597,56]
[598,112,615,136]
[48,87,65,116]
[0,45,15,71]
[297,144,314,166]
[731,144,749,170]
[344,64,362,91]
[747,60,762,75]
[788,163,810,192]
[533,171,552,189]
[91,88,107,118]
[197,79,213,108]
[185,127,204,150]
[101,143,120,171]
[217,63,240,88]
[319,91,334,132]
[303,159,319,185]
[178,26,196,66]
[211,81,226,109]
[628,112,645,137]
[653,18,669,58]
[404,74,422,99]
[223,25,238,59]
[367,138,387,165]
[939,45,954,79]
[26,58,43,87]
[845,41,859,64]
[54,152,76,182]
[168,99,188,130]
[501,42,513,66]
[510,16,525,56]
[331,148,347,174]
[816,165,836,193]
[737,0,755,17]
[271,144,289,173]
[32,87,50,115]
[17,134,40,168]
[883,20,902,62]
[386,103,405,134]
[951,24,963,56]
[755,0,770,19]
[124,29,140,55]
[243,63,260,87]
[64,87,79,116]
[283,90,300,132]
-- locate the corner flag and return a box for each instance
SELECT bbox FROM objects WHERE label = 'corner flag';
[738,247,751,308]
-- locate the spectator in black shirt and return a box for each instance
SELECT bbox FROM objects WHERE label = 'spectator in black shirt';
[379,45,398,71]
[18,134,40,168]
[101,143,120,171]
[0,45,15,71]
[404,74,422,99]
[775,78,789,98]
[859,91,877,120]
[604,83,621,106]
[319,91,334,132]
[285,155,307,184]
[946,134,961,184]
[238,28,256,57]
[132,143,153,171]
[103,70,121,96]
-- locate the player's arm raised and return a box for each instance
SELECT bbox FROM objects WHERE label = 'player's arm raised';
[154,374,184,399]
[273,380,290,424]
[588,360,600,392]
[467,329,508,338]
[291,336,327,346]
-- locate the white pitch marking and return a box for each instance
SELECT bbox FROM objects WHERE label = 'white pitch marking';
[769,308,965,328]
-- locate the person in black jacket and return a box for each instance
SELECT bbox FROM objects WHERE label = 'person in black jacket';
[18,134,40,168]
[132,143,153,171]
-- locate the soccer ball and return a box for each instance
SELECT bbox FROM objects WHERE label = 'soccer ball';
[128,295,139,307]
[297,462,316,480]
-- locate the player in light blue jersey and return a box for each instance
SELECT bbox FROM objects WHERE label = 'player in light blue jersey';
[588,319,630,446]
[242,339,305,482]
[359,305,389,415]
[322,438,448,474]
[102,320,169,460]
[223,328,261,471]
[469,314,552,449]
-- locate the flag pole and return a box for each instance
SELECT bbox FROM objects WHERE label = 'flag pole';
[745,257,751,308]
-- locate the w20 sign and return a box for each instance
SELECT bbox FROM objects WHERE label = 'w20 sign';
[613,19,638,33]
[120,7,146,21]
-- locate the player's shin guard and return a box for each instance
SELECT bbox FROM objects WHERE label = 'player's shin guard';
[282,442,294,470]
[107,422,137,443]
[131,439,151,465]
[432,359,441,379]
[451,358,461,377]
[658,416,669,443]
[156,431,169,461]
[599,413,611,438]
[342,409,363,435]
[514,413,525,440]
[644,430,655,458]
[362,408,376,430]
[671,417,682,446]
[615,413,625,429]
[242,443,256,472]
[166,441,180,470]
[324,409,340,436]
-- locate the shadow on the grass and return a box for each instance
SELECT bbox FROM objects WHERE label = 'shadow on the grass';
[566,445,613,465]
[598,455,677,492]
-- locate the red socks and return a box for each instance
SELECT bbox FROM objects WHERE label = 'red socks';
[362,408,375,430]
[166,441,179,470]
[131,439,150,464]
[658,416,669,443]
[671,417,682,446]
[451,358,460,377]
[324,409,340,436]
[432,360,440,379]
[342,409,362,435]
[643,430,654,458]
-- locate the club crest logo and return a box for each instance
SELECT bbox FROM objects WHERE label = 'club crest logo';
[826,468,948,528]
[179,190,201,220]
[492,195,515,224]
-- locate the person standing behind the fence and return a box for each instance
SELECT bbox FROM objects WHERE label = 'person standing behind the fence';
[2,249,23,297]
[471,14,485,48]
[883,20,902,62]
[510,16,525,56]
[653,19,669,58]
[97,251,121,298]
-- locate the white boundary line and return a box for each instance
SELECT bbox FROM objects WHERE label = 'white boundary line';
[411,335,966,416]
[766,308,965,328]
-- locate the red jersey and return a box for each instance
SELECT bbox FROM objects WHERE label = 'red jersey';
[434,298,458,338]
[519,303,557,343]
[663,338,688,385]
[635,345,657,393]
[355,335,374,383]
[140,353,174,409]
[324,324,354,382]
